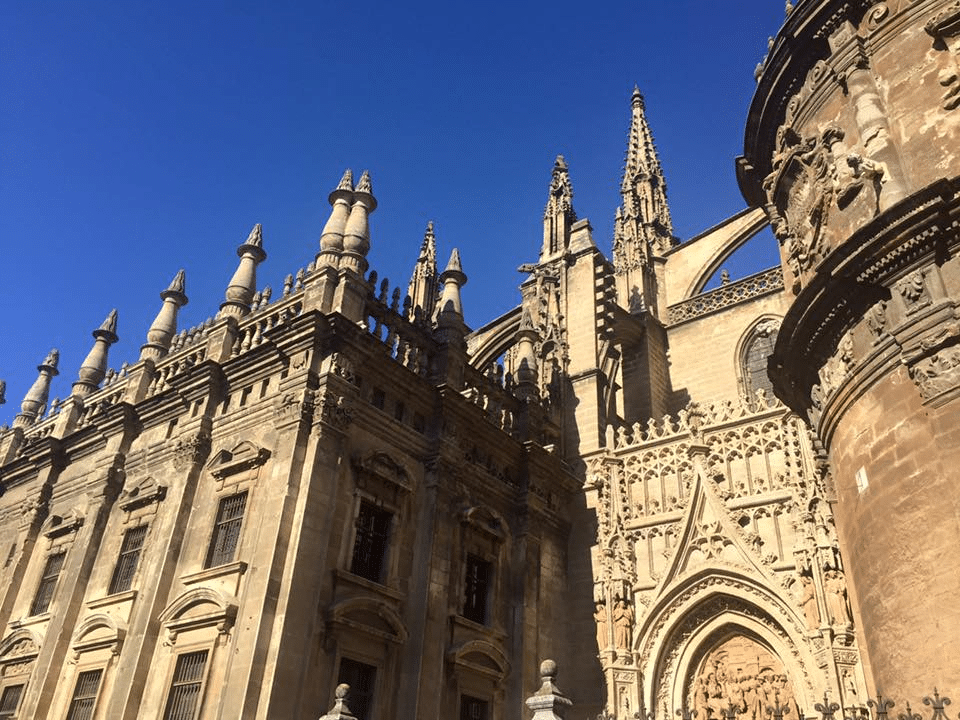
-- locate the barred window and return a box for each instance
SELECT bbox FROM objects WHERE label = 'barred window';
[163,650,208,720]
[460,695,489,720]
[65,669,102,720]
[0,685,23,720]
[205,492,247,568]
[462,554,491,625]
[337,658,376,720]
[743,329,777,398]
[109,525,148,594]
[30,551,65,616]
[350,501,391,583]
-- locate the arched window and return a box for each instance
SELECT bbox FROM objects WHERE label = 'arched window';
[739,318,780,400]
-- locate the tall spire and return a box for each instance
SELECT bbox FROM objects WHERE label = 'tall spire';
[618,87,675,256]
[220,224,267,318]
[141,270,188,360]
[613,87,675,316]
[542,155,577,260]
[407,221,438,321]
[16,350,59,426]
[73,310,120,397]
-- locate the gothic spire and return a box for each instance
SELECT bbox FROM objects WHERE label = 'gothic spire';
[73,310,119,397]
[407,221,438,322]
[542,155,577,260]
[220,224,267,318]
[141,270,189,360]
[619,86,675,254]
[17,349,60,425]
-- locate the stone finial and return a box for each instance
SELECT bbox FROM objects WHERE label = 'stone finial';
[220,224,268,318]
[341,171,377,274]
[17,349,60,424]
[515,308,540,396]
[542,155,577,259]
[318,683,358,720]
[142,270,189,360]
[407,220,439,321]
[73,310,120,397]
[526,659,572,720]
[319,170,355,262]
[434,248,467,328]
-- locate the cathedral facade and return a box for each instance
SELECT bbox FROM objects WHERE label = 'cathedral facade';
[1,1,959,719]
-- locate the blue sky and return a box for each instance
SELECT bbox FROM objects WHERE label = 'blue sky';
[1,1,786,423]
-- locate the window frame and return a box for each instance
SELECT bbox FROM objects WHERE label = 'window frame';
[108,524,148,595]
[65,667,103,720]
[162,648,211,720]
[461,554,492,625]
[204,491,248,569]
[348,499,393,585]
[336,656,378,720]
[30,550,66,616]
[0,684,24,720]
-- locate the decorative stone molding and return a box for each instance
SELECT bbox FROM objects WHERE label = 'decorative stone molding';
[318,392,353,429]
[273,388,315,424]
[667,267,784,325]
[158,587,238,644]
[41,507,85,539]
[118,475,167,512]
[70,614,125,659]
[908,343,960,404]
[172,430,211,471]
[207,440,271,480]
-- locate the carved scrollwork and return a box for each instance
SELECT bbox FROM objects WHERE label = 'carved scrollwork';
[908,344,960,402]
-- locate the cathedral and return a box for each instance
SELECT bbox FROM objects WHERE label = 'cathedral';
[1,0,959,718]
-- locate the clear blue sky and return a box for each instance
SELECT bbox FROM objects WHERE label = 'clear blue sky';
[1,1,786,423]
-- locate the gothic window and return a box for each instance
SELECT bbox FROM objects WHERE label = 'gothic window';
[337,658,376,720]
[205,492,247,568]
[460,695,489,720]
[0,685,23,720]
[30,551,66,616]
[163,650,209,720]
[65,669,103,720]
[462,554,491,625]
[740,320,780,399]
[109,524,148,594]
[350,500,392,583]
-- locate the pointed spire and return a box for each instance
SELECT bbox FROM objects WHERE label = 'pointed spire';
[515,307,539,398]
[319,169,354,264]
[73,310,120,397]
[342,170,377,274]
[542,155,577,259]
[17,350,60,424]
[407,221,439,321]
[620,86,675,253]
[141,270,189,360]
[434,248,467,328]
[220,224,268,318]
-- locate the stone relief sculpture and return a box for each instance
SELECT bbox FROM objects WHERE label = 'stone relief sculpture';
[614,599,634,652]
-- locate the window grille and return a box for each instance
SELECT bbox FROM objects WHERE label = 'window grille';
[65,669,102,720]
[337,658,376,720]
[163,650,208,720]
[460,695,489,720]
[350,501,391,583]
[462,554,490,625]
[109,525,148,594]
[0,685,23,720]
[30,551,66,616]
[205,492,247,568]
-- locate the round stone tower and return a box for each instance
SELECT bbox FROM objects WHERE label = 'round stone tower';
[738,0,960,699]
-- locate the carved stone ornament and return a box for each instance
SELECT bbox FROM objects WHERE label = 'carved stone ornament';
[119,476,167,512]
[329,351,359,385]
[895,268,930,313]
[41,507,85,539]
[172,431,212,471]
[318,392,353,429]
[764,126,876,292]
[909,344,960,402]
[925,2,960,110]
[207,440,271,479]
[273,389,315,424]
